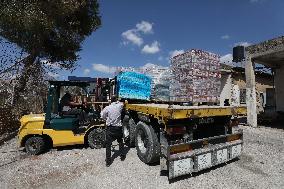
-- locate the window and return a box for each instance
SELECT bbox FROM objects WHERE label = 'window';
[240,89,246,104]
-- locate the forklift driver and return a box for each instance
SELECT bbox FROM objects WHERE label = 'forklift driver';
[59,92,88,125]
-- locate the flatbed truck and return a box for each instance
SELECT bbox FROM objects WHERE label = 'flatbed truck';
[18,79,247,180]
[122,103,246,179]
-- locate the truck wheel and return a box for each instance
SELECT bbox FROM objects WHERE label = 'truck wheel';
[135,121,160,164]
[88,128,105,149]
[123,115,136,147]
[25,136,45,155]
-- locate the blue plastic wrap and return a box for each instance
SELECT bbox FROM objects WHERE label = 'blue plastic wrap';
[117,72,151,100]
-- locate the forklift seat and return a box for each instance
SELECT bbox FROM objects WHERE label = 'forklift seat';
[60,114,77,118]
[50,117,78,130]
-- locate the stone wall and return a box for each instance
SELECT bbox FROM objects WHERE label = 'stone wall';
[275,66,284,112]
[232,72,273,91]
[246,36,284,56]
[234,72,273,113]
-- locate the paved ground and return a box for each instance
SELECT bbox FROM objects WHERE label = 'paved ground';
[0,125,283,189]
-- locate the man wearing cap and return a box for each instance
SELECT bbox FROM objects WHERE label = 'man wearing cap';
[100,95,125,167]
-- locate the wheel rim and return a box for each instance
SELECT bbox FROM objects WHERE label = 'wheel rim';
[29,141,39,152]
[93,129,105,148]
[137,129,148,154]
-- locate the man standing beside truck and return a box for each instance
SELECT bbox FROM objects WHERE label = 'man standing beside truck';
[100,95,125,167]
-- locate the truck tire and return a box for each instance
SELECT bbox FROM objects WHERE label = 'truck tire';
[88,128,105,149]
[123,115,136,147]
[25,136,45,155]
[135,121,160,164]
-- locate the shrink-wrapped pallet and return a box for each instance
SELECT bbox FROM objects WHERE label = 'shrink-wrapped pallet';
[139,64,171,101]
[170,49,221,103]
[116,71,151,100]
[152,70,171,101]
[116,65,171,101]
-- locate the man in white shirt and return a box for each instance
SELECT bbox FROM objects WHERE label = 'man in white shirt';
[100,95,125,167]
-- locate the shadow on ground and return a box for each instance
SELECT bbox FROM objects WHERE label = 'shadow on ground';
[107,145,131,166]
[258,121,284,130]
[55,143,132,166]
[55,144,87,152]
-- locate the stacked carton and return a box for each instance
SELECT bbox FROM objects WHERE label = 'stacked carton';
[139,64,171,101]
[170,49,221,103]
[115,49,221,103]
[151,70,171,101]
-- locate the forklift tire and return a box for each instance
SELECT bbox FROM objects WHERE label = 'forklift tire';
[25,136,45,155]
[123,115,136,147]
[88,128,105,149]
[135,121,160,164]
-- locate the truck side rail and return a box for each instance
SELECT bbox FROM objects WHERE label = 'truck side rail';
[125,103,247,119]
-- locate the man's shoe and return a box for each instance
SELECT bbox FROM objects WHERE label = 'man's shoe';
[120,154,126,161]
[106,159,111,167]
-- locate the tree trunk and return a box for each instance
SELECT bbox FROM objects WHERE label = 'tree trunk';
[12,54,37,105]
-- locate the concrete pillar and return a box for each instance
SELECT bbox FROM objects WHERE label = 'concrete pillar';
[275,66,284,112]
[220,72,232,105]
[245,56,257,127]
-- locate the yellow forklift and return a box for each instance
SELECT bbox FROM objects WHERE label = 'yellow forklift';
[18,80,109,155]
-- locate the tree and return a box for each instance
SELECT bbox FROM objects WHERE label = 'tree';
[0,0,101,104]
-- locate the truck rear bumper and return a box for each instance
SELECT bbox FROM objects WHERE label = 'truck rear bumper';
[165,134,243,179]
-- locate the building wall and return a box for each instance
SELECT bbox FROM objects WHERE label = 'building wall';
[231,72,273,113]
[220,72,232,106]
[232,72,273,92]
[275,66,284,112]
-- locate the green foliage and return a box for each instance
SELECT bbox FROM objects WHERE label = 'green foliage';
[0,0,101,69]
[0,0,101,105]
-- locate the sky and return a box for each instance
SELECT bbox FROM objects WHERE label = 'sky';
[56,0,284,79]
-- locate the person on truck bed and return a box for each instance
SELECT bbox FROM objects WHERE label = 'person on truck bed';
[59,92,88,125]
[100,95,125,167]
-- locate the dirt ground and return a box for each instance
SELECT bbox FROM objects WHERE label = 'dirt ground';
[0,125,283,189]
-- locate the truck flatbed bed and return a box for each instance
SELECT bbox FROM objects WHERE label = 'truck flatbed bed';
[125,103,247,119]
